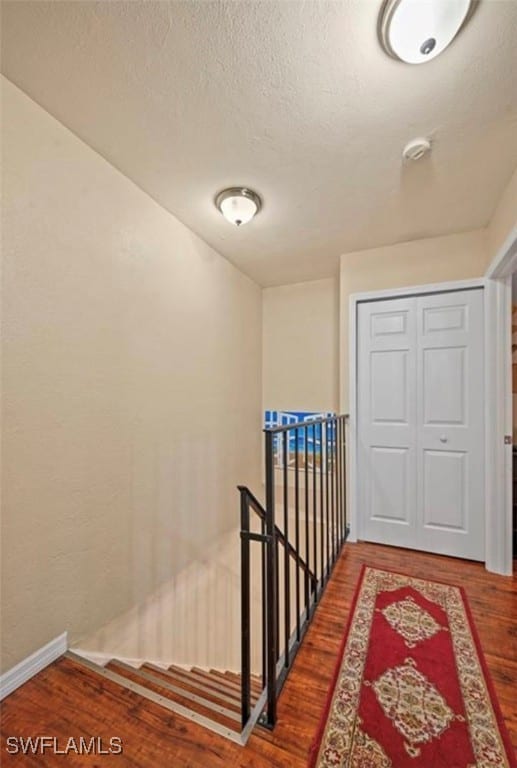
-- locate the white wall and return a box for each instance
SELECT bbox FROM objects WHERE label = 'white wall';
[487,166,517,259]
[1,76,262,673]
[262,278,339,413]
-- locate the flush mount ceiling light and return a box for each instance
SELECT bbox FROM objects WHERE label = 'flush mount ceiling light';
[379,0,473,64]
[215,187,262,226]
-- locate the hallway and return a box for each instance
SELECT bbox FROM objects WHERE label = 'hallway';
[1,542,515,766]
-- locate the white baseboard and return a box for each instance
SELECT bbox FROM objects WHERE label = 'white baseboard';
[0,632,68,700]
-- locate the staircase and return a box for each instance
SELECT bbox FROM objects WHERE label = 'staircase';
[67,413,348,746]
[66,651,265,745]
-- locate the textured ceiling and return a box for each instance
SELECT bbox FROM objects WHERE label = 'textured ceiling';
[2,0,517,286]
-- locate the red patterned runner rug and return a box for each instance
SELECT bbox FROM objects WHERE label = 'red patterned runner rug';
[309,566,516,768]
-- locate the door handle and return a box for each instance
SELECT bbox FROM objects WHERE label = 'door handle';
[440,435,448,443]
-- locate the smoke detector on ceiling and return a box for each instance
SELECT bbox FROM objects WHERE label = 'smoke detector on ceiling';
[402,138,432,161]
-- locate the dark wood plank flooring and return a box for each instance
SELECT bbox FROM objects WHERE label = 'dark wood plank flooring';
[1,542,515,766]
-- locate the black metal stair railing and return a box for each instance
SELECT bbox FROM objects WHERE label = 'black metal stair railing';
[238,413,348,734]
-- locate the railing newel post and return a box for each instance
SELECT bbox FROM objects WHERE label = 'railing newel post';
[294,426,301,641]
[282,431,290,670]
[304,423,310,618]
[265,430,277,727]
[239,487,251,729]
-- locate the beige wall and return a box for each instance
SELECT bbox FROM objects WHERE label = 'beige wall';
[339,229,490,409]
[262,278,339,413]
[1,77,262,673]
[487,166,517,261]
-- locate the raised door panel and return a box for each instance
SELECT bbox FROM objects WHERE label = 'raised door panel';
[370,447,410,524]
[371,310,408,340]
[423,347,466,426]
[423,449,467,531]
[423,304,467,334]
[371,350,409,425]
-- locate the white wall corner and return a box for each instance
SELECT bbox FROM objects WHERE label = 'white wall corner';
[484,228,516,576]
[484,277,513,575]
[0,632,68,700]
[347,296,358,543]
[485,225,517,279]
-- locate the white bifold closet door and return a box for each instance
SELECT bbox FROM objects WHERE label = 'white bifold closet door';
[357,289,484,561]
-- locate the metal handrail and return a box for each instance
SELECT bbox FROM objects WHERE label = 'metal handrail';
[238,486,317,586]
[264,413,343,434]
[238,413,349,734]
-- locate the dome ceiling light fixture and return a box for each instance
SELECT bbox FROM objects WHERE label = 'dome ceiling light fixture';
[215,187,262,226]
[379,0,474,64]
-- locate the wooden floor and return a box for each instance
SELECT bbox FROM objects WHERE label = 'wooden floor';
[1,542,516,766]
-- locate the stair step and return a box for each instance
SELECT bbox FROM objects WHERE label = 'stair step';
[208,669,263,697]
[141,664,241,712]
[168,665,252,702]
[221,670,263,695]
[189,668,251,699]
[204,669,245,691]
[66,652,243,745]
[105,660,239,730]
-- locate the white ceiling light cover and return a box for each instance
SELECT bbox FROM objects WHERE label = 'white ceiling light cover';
[215,187,262,226]
[380,0,473,64]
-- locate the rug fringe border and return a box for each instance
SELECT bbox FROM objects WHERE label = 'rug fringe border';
[307,563,368,768]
